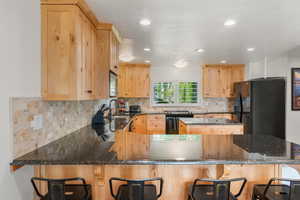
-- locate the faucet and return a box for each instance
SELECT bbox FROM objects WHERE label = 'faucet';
[108,99,118,121]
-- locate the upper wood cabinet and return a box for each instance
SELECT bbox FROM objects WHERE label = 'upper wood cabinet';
[110,33,120,74]
[41,0,122,100]
[41,4,96,100]
[203,64,245,98]
[95,25,121,98]
[118,63,150,98]
[97,24,121,75]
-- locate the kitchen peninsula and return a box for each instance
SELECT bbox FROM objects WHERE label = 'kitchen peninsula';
[11,116,300,200]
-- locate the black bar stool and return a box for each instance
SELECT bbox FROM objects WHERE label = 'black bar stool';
[252,178,300,200]
[31,177,92,200]
[188,178,247,200]
[109,177,163,200]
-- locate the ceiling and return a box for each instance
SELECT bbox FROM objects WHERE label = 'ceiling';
[86,0,300,67]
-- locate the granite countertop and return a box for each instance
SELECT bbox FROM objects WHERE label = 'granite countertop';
[11,121,300,166]
[179,118,242,125]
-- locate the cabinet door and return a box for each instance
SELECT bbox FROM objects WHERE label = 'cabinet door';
[229,65,244,97]
[94,30,110,99]
[118,64,150,98]
[132,115,147,134]
[203,64,245,98]
[110,34,119,74]
[203,65,222,97]
[134,65,150,97]
[118,64,130,97]
[42,5,77,100]
[147,115,166,134]
[81,15,94,99]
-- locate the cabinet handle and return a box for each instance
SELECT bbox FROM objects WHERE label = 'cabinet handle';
[86,90,93,94]
[114,66,118,69]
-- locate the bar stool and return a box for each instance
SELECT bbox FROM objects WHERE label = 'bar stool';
[109,177,163,200]
[188,178,247,200]
[252,178,300,200]
[31,177,92,200]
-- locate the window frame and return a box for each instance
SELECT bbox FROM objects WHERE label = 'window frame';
[151,80,201,107]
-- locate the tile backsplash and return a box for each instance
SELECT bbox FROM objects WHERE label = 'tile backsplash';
[12,97,108,158]
[122,98,234,113]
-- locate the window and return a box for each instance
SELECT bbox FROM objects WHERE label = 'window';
[152,81,199,106]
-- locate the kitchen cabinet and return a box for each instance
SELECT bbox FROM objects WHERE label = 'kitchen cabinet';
[97,23,121,75]
[118,63,150,98]
[147,115,166,134]
[41,3,97,100]
[203,64,245,98]
[95,24,121,98]
[131,115,147,134]
[110,33,120,74]
[41,1,122,100]
[131,114,166,134]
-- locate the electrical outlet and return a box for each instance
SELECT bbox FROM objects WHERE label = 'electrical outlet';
[31,115,43,130]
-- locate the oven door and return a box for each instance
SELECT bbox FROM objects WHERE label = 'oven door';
[166,117,178,134]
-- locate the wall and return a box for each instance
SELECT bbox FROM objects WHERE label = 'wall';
[286,49,300,144]
[0,0,40,199]
[128,66,233,112]
[247,52,300,144]
[12,98,105,158]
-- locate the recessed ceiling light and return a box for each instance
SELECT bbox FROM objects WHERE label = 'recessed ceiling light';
[247,47,255,52]
[119,55,135,62]
[174,59,188,68]
[220,60,227,64]
[224,19,237,27]
[144,48,151,52]
[145,60,151,63]
[139,19,151,26]
[196,48,205,53]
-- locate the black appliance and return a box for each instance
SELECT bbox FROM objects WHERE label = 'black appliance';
[165,111,194,134]
[233,77,286,139]
[129,105,141,118]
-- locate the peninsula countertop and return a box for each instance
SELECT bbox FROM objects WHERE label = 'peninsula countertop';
[11,123,300,166]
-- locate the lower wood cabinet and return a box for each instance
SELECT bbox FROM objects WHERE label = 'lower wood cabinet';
[131,114,166,134]
[34,164,282,200]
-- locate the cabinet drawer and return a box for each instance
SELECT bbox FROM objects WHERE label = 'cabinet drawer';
[147,115,165,121]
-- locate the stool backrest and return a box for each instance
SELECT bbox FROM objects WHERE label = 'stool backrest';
[109,177,163,200]
[31,177,88,200]
[289,181,300,200]
[127,181,145,200]
[214,182,230,200]
[192,178,247,200]
[48,180,65,200]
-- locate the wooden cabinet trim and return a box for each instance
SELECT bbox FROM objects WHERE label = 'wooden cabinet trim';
[41,0,99,27]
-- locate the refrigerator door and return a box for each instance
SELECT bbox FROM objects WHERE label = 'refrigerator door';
[251,78,286,139]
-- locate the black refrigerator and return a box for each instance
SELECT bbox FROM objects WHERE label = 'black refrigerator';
[233,77,286,139]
